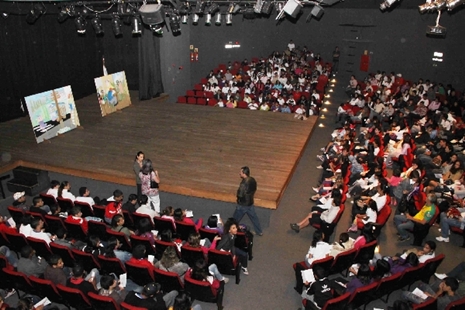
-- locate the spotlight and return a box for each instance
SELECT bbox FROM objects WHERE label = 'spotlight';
[380,0,399,11]
[205,13,212,25]
[150,24,164,34]
[192,13,200,24]
[433,0,447,10]
[75,15,87,34]
[57,7,69,23]
[2,12,9,19]
[139,4,165,26]
[169,14,181,34]
[195,1,206,14]
[112,15,122,36]
[261,1,274,15]
[446,0,464,10]
[26,3,46,24]
[214,12,222,25]
[418,2,436,13]
[181,15,188,23]
[254,0,263,14]
[228,3,241,13]
[276,2,284,19]
[132,16,142,34]
[91,15,103,35]
[226,13,232,24]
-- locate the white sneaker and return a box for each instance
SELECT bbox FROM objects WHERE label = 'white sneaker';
[241,267,249,275]
[316,165,323,169]
[320,147,325,152]
[436,236,449,242]
[312,187,320,193]
[435,273,447,280]
[223,277,230,283]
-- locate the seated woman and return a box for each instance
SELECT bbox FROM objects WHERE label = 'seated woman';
[187,258,228,292]
[290,197,341,233]
[371,259,391,282]
[158,229,183,252]
[128,244,156,267]
[204,215,224,235]
[353,223,377,250]
[345,263,372,294]
[160,206,176,225]
[155,247,189,283]
[173,208,203,232]
[102,237,132,263]
[304,230,332,267]
[329,232,355,258]
[427,159,464,193]
[82,235,105,257]
[388,252,420,274]
[185,232,218,257]
[111,214,134,238]
[137,217,157,247]
[348,199,378,232]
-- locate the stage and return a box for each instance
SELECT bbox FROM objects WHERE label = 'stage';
[0,92,317,209]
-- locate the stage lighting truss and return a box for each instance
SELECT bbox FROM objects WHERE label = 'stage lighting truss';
[419,0,464,12]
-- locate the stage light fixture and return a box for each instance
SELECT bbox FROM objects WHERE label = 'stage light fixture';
[214,12,222,25]
[192,13,200,24]
[91,15,103,35]
[2,12,8,19]
[26,3,46,24]
[195,1,206,14]
[434,0,447,9]
[132,16,142,34]
[181,15,188,23]
[226,13,232,24]
[205,13,212,24]
[74,15,87,34]
[112,15,123,36]
[261,1,274,15]
[380,0,399,11]
[57,7,69,23]
[169,14,181,34]
[228,3,241,13]
[276,2,284,19]
[446,0,464,10]
[254,0,264,13]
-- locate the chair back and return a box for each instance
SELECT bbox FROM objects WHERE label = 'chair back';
[354,240,378,265]
[71,249,101,272]
[310,256,334,271]
[234,231,252,258]
[120,302,147,310]
[88,220,110,241]
[376,204,392,227]
[412,297,437,310]
[175,221,197,241]
[181,245,205,267]
[371,272,402,303]
[106,229,132,252]
[153,217,176,235]
[207,249,241,284]
[40,193,58,208]
[321,292,351,310]
[92,204,107,219]
[57,197,74,213]
[445,296,465,310]
[87,292,120,310]
[26,236,53,259]
[199,227,220,242]
[0,231,9,248]
[131,212,154,229]
[130,235,156,256]
[153,267,184,293]
[7,206,24,226]
[4,231,29,254]
[44,215,67,234]
[347,281,378,310]
[123,210,135,229]
[395,265,423,291]
[74,201,94,218]
[64,219,88,241]
[419,254,445,284]
[56,284,92,309]
[153,239,179,260]
[3,268,34,297]
[330,248,357,276]
[29,276,65,304]
[125,261,155,286]
[98,255,127,276]
[184,275,223,307]
[50,242,75,267]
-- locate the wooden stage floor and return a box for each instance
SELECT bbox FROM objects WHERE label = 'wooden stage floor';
[0,92,317,209]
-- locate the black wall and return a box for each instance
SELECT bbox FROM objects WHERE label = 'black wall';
[1,7,464,123]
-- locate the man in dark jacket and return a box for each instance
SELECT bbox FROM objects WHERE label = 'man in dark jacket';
[233,166,263,236]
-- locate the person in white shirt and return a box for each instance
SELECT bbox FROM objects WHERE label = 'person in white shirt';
[30,217,55,245]
[135,195,158,219]
[294,104,307,120]
[57,181,76,202]
[400,240,436,264]
[46,180,60,199]
[304,230,332,267]
[19,215,34,237]
[287,40,295,51]
[75,187,95,207]
[290,197,341,233]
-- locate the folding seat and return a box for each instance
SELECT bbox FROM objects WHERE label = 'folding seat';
[195,90,205,97]
[207,249,241,284]
[50,242,75,267]
[87,291,120,310]
[106,229,132,252]
[445,296,465,310]
[154,239,179,261]
[153,217,176,235]
[347,281,379,310]
[56,284,92,309]
[44,214,67,234]
[64,219,88,241]
[369,272,402,303]
[27,236,53,260]
[329,248,357,277]
[74,201,94,218]
[0,231,9,248]
[123,210,135,229]
[184,274,224,310]
[175,221,197,241]
[177,96,187,103]
[3,268,34,298]
[71,249,101,272]
[121,302,147,310]
[153,267,184,293]
[353,240,377,265]
[418,254,445,284]
[30,276,66,305]
[200,78,208,84]
[125,261,154,286]
[207,98,217,106]
[92,204,107,219]
[293,257,334,294]
[181,245,205,268]
[98,255,127,276]
[40,193,58,208]
[57,197,74,213]
[199,227,219,242]
[4,231,29,254]
[88,220,110,241]
[412,298,438,310]
[130,235,156,256]
[131,212,154,229]
[393,265,424,292]
[320,292,351,310]
[235,231,253,260]
[187,97,197,104]
[194,84,203,91]
[196,98,207,105]
[186,90,195,97]
[7,206,24,226]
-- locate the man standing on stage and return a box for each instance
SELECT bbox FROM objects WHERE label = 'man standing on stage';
[233,166,263,236]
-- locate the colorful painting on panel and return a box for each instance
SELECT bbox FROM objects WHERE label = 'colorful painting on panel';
[24,86,80,144]
[94,71,131,117]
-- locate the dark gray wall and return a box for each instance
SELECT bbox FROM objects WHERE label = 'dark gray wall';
[159,8,464,92]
